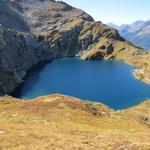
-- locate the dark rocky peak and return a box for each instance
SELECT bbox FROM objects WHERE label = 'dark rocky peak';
[18,0,93,33]
[1,0,93,33]
[0,0,29,32]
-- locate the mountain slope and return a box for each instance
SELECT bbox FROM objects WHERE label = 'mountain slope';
[108,20,150,50]
[0,1,150,149]
[0,0,148,95]
[0,0,94,95]
[0,26,51,94]
[0,0,93,33]
[0,0,29,32]
[120,20,150,50]
[0,94,150,149]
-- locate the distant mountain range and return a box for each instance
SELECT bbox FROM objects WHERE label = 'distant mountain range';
[108,20,150,50]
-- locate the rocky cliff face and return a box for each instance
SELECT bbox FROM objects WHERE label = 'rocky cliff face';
[0,0,93,95]
[0,26,50,94]
[0,0,146,95]
[0,0,29,32]
[19,0,94,33]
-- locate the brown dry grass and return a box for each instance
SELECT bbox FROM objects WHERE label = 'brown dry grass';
[0,94,150,150]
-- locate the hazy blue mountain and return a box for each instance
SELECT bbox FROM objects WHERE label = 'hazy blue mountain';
[108,20,150,50]
[107,22,119,29]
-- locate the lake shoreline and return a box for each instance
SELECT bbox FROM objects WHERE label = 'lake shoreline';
[13,57,150,110]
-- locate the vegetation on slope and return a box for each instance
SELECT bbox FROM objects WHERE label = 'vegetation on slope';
[0,94,150,150]
[0,0,150,95]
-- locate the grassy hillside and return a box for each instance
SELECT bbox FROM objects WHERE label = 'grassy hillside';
[0,94,150,149]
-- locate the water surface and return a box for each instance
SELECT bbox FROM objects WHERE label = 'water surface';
[16,57,150,110]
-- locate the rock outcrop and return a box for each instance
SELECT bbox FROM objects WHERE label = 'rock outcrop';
[0,0,29,32]
[0,26,51,94]
[0,0,148,95]
[0,0,94,95]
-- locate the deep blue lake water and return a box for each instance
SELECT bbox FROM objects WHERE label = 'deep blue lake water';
[16,57,150,110]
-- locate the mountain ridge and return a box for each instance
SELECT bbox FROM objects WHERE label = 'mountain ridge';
[0,0,149,95]
[108,20,150,50]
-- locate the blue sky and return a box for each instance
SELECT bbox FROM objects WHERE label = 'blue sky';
[63,0,150,25]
